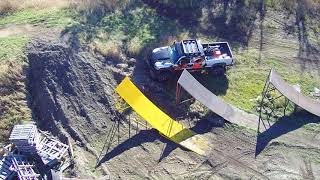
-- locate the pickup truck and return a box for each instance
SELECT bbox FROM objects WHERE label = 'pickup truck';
[147,39,234,81]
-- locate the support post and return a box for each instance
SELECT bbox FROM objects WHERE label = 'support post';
[117,118,120,145]
[283,98,289,116]
[258,70,272,132]
[128,114,131,139]
[136,119,138,135]
[176,82,181,105]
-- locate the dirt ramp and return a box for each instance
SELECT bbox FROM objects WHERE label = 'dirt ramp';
[27,39,118,146]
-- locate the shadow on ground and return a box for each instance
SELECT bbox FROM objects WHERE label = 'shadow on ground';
[280,1,320,74]
[96,117,221,167]
[255,110,320,156]
[143,0,263,45]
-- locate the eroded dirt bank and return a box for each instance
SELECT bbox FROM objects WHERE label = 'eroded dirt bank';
[27,38,119,144]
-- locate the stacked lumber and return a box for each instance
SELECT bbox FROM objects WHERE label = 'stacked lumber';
[9,125,40,154]
[9,124,69,167]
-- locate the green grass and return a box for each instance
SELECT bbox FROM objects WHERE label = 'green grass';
[223,69,267,112]
[0,36,29,62]
[0,8,78,28]
[76,6,178,57]
[214,48,320,114]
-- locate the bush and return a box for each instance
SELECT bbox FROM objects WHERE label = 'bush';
[93,40,124,61]
[126,36,143,57]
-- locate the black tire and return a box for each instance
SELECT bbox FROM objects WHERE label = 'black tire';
[157,70,171,82]
[211,66,226,76]
[149,68,157,80]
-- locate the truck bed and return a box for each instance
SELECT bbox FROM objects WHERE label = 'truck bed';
[202,42,233,58]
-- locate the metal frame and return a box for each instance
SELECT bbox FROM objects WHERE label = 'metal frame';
[96,93,151,167]
[258,70,294,132]
[176,82,194,105]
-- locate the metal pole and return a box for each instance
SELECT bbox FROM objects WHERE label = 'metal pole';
[117,118,120,145]
[136,119,138,135]
[129,114,131,139]
[176,82,181,105]
[258,69,272,132]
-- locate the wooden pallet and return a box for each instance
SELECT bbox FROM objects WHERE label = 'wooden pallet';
[9,125,40,154]
[0,156,14,180]
[37,137,69,166]
[11,155,39,180]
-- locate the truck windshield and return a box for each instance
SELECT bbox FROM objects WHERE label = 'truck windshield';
[169,43,182,63]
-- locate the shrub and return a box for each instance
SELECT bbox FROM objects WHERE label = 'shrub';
[126,36,143,57]
[93,40,124,62]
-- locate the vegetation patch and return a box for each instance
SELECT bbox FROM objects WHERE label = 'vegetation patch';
[0,8,78,28]
[70,6,179,59]
[0,61,31,145]
[0,36,29,62]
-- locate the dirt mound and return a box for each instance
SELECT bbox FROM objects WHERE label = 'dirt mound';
[27,38,119,147]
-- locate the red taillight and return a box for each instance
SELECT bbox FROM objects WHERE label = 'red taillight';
[213,50,221,58]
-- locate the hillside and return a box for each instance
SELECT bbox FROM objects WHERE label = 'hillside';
[0,0,320,179]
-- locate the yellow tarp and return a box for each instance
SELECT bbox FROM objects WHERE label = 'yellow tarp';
[115,77,209,155]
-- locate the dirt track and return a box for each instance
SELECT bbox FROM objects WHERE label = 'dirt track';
[0,25,43,38]
[25,8,320,180]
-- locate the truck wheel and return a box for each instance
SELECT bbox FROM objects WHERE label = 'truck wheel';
[211,66,226,76]
[149,68,157,80]
[157,70,171,82]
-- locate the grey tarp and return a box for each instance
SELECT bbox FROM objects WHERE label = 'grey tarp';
[178,70,259,130]
[269,69,320,117]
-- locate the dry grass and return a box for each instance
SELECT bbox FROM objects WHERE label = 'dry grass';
[70,0,131,20]
[0,61,31,144]
[20,0,69,9]
[126,36,143,57]
[0,0,69,16]
[159,32,191,47]
[93,40,124,62]
[0,0,16,15]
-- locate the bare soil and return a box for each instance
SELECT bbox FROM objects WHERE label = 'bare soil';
[0,24,43,38]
